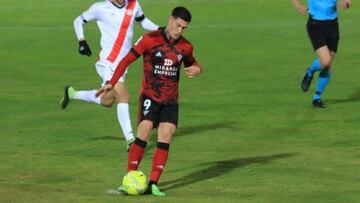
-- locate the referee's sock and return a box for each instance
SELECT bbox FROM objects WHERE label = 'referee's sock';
[308,58,322,76]
[313,67,330,100]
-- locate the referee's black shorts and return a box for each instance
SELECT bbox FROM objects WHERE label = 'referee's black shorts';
[306,17,339,53]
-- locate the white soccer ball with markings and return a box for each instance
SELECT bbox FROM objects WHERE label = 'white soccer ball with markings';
[121,170,148,195]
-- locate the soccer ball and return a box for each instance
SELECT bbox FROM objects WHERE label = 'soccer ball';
[121,170,148,195]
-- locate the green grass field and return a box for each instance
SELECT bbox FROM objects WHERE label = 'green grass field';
[1,0,360,202]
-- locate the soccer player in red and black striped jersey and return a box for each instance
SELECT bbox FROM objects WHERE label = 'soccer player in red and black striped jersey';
[96,6,202,196]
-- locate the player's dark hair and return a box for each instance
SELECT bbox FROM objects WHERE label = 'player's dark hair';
[171,6,192,22]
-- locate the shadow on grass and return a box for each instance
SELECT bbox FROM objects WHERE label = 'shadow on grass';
[88,122,240,154]
[142,122,240,152]
[88,122,239,142]
[326,88,360,105]
[161,153,295,191]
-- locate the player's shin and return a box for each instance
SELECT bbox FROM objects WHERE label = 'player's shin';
[149,142,169,184]
[74,90,101,104]
[128,138,147,171]
[117,103,134,142]
[313,67,331,100]
[308,58,322,75]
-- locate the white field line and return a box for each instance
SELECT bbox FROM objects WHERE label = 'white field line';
[0,0,241,11]
[105,188,122,195]
[0,20,355,31]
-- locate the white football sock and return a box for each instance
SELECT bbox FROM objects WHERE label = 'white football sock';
[117,103,134,141]
[74,90,101,104]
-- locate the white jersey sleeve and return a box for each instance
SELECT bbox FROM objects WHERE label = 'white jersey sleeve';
[140,17,159,31]
[134,1,144,19]
[73,3,100,41]
[82,3,100,22]
[134,2,159,31]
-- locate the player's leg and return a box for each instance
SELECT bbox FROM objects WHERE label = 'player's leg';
[61,61,108,109]
[119,120,153,194]
[127,120,153,170]
[309,58,322,74]
[302,18,326,92]
[148,104,178,196]
[61,84,115,108]
[113,80,135,149]
[301,58,322,92]
[312,19,339,108]
[118,119,152,194]
[99,89,116,107]
[312,47,335,108]
[127,96,159,171]
[61,85,101,109]
[147,122,176,197]
[312,46,333,107]
[316,46,333,68]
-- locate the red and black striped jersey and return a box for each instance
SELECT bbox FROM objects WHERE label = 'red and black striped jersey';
[110,28,201,104]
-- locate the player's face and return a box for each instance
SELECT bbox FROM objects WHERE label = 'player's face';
[167,16,189,40]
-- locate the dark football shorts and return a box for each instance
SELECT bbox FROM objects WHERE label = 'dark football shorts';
[138,94,178,128]
[306,17,339,53]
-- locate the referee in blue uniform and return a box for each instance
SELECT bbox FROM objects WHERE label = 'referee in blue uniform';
[292,0,352,108]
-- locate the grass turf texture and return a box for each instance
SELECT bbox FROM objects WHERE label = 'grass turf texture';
[1,0,360,202]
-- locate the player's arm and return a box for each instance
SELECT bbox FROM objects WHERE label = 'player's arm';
[73,4,99,56]
[292,0,307,15]
[95,51,138,97]
[339,0,352,10]
[96,35,149,97]
[137,16,159,31]
[183,46,202,79]
[74,16,92,57]
[135,4,159,31]
[109,50,139,87]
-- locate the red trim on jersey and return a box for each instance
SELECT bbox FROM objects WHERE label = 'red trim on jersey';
[106,0,136,63]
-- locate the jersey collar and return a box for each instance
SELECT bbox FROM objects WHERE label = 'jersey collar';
[110,0,126,9]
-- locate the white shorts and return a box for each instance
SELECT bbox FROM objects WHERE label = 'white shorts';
[95,60,128,86]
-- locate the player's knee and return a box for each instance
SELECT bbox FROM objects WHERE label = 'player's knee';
[100,99,113,108]
[158,134,173,143]
[158,127,176,143]
[138,133,150,141]
[101,103,113,108]
[319,67,330,77]
[137,121,154,141]
[320,59,331,68]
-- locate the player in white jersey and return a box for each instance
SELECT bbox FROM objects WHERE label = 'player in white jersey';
[61,0,159,150]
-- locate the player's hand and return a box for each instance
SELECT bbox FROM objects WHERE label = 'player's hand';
[184,66,201,79]
[78,40,92,56]
[95,83,113,98]
[296,4,307,15]
[339,0,352,10]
